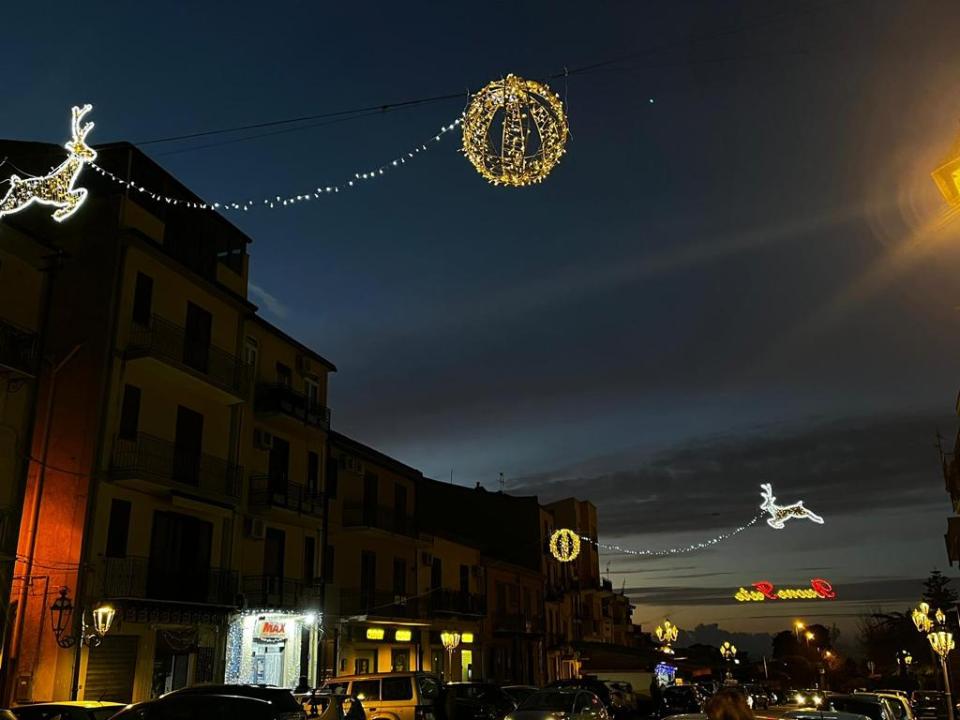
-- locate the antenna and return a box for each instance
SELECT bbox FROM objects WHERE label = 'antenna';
[499,472,505,493]
[450,469,454,485]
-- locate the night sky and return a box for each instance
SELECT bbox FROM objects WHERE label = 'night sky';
[5,1,960,652]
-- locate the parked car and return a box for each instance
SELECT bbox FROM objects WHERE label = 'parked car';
[9,702,123,720]
[829,694,899,720]
[318,672,443,720]
[602,683,637,714]
[913,692,948,720]
[854,693,915,720]
[793,689,827,708]
[783,711,870,720]
[165,684,306,720]
[742,685,769,710]
[545,679,620,719]
[657,686,703,719]
[501,689,539,707]
[110,694,294,720]
[505,688,609,720]
[445,682,517,720]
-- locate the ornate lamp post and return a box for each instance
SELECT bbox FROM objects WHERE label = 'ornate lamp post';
[440,631,461,681]
[50,587,115,649]
[914,603,955,720]
[795,621,805,641]
[656,620,679,655]
[897,649,914,678]
[720,641,738,680]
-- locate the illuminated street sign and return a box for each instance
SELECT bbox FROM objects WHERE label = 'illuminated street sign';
[734,578,836,602]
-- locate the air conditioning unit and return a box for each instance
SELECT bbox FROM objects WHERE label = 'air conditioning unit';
[254,428,274,450]
[421,552,433,566]
[471,565,483,579]
[394,595,407,606]
[296,354,312,376]
[245,517,267,540]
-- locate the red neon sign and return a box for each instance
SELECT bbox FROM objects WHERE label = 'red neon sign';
[734,578,836,602]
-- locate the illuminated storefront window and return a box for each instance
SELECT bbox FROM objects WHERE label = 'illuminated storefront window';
[225,612,321,688]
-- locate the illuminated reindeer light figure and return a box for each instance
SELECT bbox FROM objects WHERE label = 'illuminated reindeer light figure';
[760,483,824,529]
[0,104,97,223]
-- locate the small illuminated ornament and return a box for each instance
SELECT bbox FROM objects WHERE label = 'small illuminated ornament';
[462,74,568,187]
[0,105,96,223]
[932,129,960,207]
[720,641,737,660]
[759,483,824,529]
[549,528,581,562]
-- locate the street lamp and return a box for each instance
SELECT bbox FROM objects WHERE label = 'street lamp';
[720,641,738,680]
[440,631,461,681]
[914,603,955,720]
[656,620,679,655]
[795,621,805,641]
[50,588,115,649]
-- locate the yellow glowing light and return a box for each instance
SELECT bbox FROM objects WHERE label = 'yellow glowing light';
[91,603,115,638]
[720,641,737,659]
[932,132,960,207]
[656,619,679,654]
[0,105,96,223]
[805,631,815,641]
[440,630,461,651]
[549,528,581,563]
[461,632,474,644]
[913,604,936,634]
[366,627,385,640]
[930,629,955,659]
[395,629,412,642]
[795,621,805,630]
[462,74,568,187]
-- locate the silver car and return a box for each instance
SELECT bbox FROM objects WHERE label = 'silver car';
[506,689,609,720]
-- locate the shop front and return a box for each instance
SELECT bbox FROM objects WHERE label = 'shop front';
[337,622,429,676]
[225,611,322,688]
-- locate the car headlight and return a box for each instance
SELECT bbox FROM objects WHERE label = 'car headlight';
[813,696,823,707]
[796,694,805,705]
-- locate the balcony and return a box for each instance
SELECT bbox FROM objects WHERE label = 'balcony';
[255,383,330,429]
[126,316,251,402]
[342,503,417,537]
[0,317,39,378]
[249,474,323,516]
[111,433,242,502]
[429,589,486,617]
[339,588,423,619]
[100,555,238,606]
[492,612,544,634]
[241,575,322,610]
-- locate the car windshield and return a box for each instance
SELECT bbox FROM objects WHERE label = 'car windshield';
[520,692,575,711]
[832,699,884,720]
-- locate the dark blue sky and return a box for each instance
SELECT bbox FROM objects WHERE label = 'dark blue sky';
[6,0,960,645]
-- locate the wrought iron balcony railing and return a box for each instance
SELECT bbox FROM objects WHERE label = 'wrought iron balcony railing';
[255,383,330,429]
[492,612,544,634]
[428,589,486,617]
[112,433,242,500]
[249,474,322,515]
[241,575,322,610]
[100,555,238,606]
[339,588,424,619]
[0,317,39,377]
[342,503,417,537]
[127,315,251,399]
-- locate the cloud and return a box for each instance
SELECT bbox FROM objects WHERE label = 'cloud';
[249,283,289,319]
[509,413,950,538]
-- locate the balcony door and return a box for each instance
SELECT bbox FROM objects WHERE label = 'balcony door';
[183,302,212,373]
[263,527,286,604]
[173,406,203,486]
[362,473,378,525]
[269,436,290,498]
[148,511,213,602]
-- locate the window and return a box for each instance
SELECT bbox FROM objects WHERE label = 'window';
[132,272,153,326]
[173,405,204,486]
[304,377,320,409]
[105,499,131,558]
[276,362,292,386]
[382,674,412,699]
[244,337,259,375]
[325,456,338,499]
[118,384,141,440]
[393,557,407,596]
[307,451,320,496]
[460,564,470,594]
[353,680,380,702]
[184,302,212,373]
[304,537,316,583]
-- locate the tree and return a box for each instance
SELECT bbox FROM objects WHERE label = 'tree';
[922,570,959,613]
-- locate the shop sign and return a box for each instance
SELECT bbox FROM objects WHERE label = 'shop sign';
[256,620,287,640]
[734,578,836,602]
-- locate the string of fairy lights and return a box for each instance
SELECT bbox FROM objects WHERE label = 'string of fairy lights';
[583,513,765,558]
[88,117,462,212]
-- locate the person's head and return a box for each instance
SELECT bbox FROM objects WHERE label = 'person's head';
[705,688,754,720]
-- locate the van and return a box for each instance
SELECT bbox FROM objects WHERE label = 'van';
[318,673,443,720]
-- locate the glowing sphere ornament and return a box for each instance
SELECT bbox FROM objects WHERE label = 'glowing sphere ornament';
[462,74,568,187]
[0,105,96,223]
[549,528,581,563]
